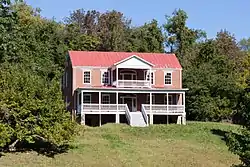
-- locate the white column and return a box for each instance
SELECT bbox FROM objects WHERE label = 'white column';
[99,92,101,111]
[149,93,153,125]
[166,92,169,125]
[183,92,186,125]
[182,113,186,125]
[80,90,85,125]
[116,68,119,87]
[116,92,119,123]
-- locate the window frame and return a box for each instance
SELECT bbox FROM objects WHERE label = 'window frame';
[83,94,91,104]
[164,71,172,85]
[146,94,155,104]
[144,71,155,85]
[101,70,110,85]
[83,70,91,84]
[101,94,110,104]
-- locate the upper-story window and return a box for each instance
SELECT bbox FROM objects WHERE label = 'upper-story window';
[101,70,109,85]
[83,70,91,84]
[144,71,154,85]
[164,72,172,85]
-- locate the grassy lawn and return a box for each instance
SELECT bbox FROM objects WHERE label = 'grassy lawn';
[0,122,240,167]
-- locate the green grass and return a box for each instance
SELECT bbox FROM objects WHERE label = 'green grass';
[0,122,241,167]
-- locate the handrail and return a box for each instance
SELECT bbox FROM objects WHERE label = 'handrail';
[142,104,185,114]
[124,104,131,125]
[141,104,148,125]
[113,80,150,88]
[80,104,127,112]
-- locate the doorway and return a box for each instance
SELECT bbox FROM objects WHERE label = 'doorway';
[121,96,137,112]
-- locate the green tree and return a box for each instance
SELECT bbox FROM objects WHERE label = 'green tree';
[163,9,206,60]
[0,1,78,151]
[128,19,164,52]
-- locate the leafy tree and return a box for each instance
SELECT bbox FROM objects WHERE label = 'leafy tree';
[128,19,164,53]
[97,10,131,51]
[163,9,206,60]
[0,1,78,151]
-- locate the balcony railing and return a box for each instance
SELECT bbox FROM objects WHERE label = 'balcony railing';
[77,104,127,113]
[112,80,150,88]
[142,104,185,114]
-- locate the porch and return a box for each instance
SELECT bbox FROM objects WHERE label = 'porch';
[75,88,186,126]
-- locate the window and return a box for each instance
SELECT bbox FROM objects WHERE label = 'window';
[146,95,155,104]
[102,94,110,104]
[145,71,154,85]
[101,71,109,85]
[164,95,173,105]
[83,71,91,84]
[83,94,91,103]
[164,72,172,85]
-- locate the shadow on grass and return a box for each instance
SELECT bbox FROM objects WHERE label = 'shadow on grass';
[1,138,72,158]
[210,129,229,142]
[211,129,247,167]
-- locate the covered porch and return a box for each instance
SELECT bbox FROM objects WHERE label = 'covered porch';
[75,88,187,126]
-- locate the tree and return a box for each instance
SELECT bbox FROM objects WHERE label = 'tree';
[97,10,131,51]
[128,19,164,53]
[163,9,206,60]
[0,1,78,151]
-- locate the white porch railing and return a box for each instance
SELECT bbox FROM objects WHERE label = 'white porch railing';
[112,80,150,88]
[77,104,127,113]
[124,105,131,125]
[141,104,148,125]
[142,104,185,114]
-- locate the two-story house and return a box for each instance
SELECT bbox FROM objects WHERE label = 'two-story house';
[63,51,188,127]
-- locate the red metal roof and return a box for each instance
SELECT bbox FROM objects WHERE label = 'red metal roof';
[68,51,182,69]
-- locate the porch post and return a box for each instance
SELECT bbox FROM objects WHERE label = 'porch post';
[182,92,186,125]
[166,92,169,125]
[116,68,119,87]
[149,93,153,125]
[99,91,101,126]
[116,91,119,123]
[99,92,101,111]
[80,90,85,125]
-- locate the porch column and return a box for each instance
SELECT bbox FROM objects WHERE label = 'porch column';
[116,92,119,123]
[80,90,85,125]
[116,68,119,87]
[149,93,153,125]
[182,92,186,125]
[166,92,169,125]
[99,91,101,126]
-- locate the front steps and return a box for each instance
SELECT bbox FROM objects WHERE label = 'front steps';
[129,112,147,127]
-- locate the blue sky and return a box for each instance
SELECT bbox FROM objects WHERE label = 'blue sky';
[25,0,250,41]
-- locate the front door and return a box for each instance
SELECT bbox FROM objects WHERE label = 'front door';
[123,97,137,112]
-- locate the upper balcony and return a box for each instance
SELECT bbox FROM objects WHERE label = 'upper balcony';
[109,55,154,88]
